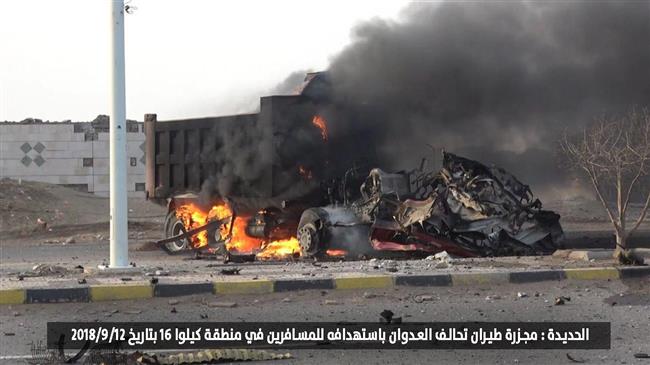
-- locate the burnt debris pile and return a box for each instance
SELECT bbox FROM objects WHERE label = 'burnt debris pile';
[342,152,564,257]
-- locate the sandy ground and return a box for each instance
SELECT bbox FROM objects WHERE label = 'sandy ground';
[0,178,167,241]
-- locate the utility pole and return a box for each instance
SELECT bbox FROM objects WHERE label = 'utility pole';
[108,0,129,268]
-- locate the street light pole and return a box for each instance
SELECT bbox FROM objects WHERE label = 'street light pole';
[109,0,129,268]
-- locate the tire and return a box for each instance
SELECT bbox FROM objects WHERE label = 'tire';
[162,211,190,255]
[297,208,328,258]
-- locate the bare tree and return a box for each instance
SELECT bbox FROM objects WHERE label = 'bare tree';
[561,108,650,262]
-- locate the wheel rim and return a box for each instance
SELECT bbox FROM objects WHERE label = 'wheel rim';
[298,223,319,255]
[169,220,189,251]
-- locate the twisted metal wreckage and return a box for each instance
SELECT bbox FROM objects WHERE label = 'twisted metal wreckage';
[159,152,564,259]
[297,152,564,258]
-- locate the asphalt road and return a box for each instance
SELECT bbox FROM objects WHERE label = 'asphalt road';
[3,227,650,276]
[1,278,648,364]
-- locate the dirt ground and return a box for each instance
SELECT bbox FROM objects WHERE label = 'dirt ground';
[0,178,166,242]
[0,178,647,247]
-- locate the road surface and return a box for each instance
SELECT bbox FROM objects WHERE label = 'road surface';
[1,278,648,364]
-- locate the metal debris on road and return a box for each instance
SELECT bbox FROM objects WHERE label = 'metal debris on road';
[566,353,586,363]
[554,296,571,305]
[380,309,402,324]
[220,267,241,275]
[414,294,434,303]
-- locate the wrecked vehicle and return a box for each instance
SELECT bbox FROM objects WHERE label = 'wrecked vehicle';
[153,150,563,259]
[296,152,564,258]
[144,72,562,259]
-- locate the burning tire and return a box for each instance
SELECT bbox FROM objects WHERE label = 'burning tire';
[297,208,328,258]
[162,211,190,254]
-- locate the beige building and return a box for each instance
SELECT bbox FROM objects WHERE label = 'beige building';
[0,117,146,197]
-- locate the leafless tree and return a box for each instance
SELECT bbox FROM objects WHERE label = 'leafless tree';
[561,108,650,261]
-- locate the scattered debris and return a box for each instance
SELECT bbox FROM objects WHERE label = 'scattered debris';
[168,299,180,305]
[120,277,133,282]
[36,218,47,231]
[155,270,170,276]
[379,309,401,324]
[150,277,159,284]
[380,309,394,323]
[30,264,67,276]
[485,295,501,301]
[77,278,87,284]
[282,297,292,303]
[554,296,571,305]
[223,253,256,264]
[64,237,76,244]
[363,292,377,299]
[220,268,241,275]
[124,310,142,315]
[200,314,208,319]
[634,353,650,359]
[433,251,456,263]
[170,307,177,314]
[4,332,16,336]
[517,292,528,298]
[382,260,397,269]
[12,311,20,317]
[434,261,450,269]
[566,353,586,363]
[324,300,340,305]
[414,294,434,303]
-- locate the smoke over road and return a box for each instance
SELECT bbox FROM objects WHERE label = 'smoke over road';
[311,0,649,197]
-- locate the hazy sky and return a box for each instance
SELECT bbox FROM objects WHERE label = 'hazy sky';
[0,0,410,122]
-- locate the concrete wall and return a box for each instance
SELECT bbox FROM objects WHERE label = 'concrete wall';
[0,122,146,197]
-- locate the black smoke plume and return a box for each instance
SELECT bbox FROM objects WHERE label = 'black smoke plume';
[201,0,650,204]
[322,0,650,197]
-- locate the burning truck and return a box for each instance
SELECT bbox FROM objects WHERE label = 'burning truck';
[145,72,563,260]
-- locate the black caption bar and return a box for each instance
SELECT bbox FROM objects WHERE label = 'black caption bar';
[48,322,610,350]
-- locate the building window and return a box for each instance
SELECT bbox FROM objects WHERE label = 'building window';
[127,123,139,133]
[83,158,93,167]
[135,183,145,191]
[130,157,137,166]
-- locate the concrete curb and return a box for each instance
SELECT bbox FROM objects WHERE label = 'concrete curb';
[1,266,648,305]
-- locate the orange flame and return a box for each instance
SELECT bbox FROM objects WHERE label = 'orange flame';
[175,203,301,259]
[256,237,301,260]
[326,249,348,256]
[312,115,328,141]
[298,165,313,180]
[174,203,218,248]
